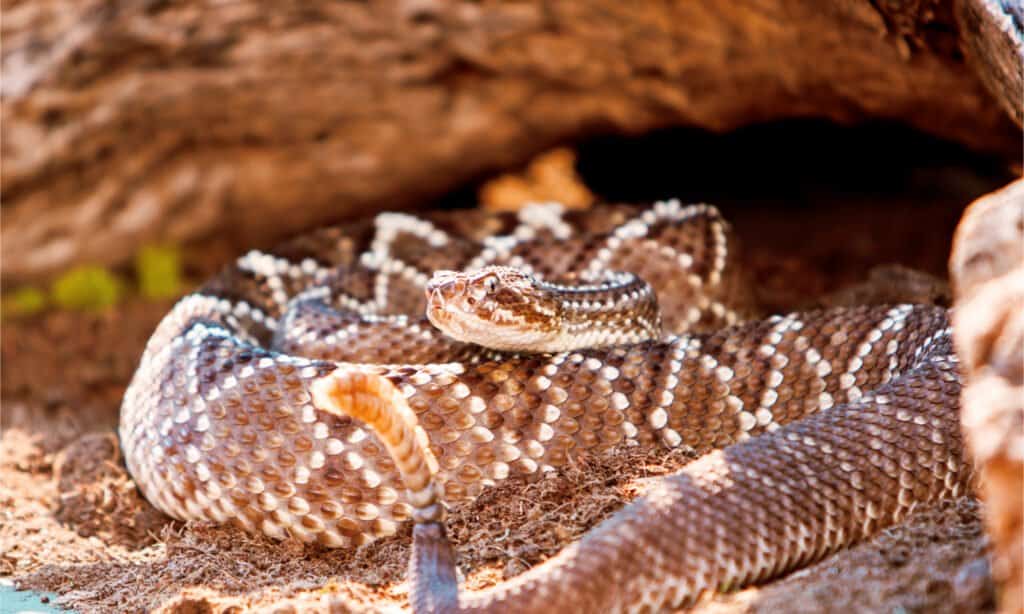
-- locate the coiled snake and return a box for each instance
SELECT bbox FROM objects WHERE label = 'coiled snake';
[119,201,968,612]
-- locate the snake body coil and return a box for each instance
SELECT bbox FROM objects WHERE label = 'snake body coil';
[119,201,968,611]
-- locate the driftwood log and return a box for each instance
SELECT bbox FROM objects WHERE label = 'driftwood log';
[956,0,1024,126]
[2,0,1021,283]
[950,178,1024,614]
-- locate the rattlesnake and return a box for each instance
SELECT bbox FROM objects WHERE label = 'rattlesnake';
[119,201,968,612]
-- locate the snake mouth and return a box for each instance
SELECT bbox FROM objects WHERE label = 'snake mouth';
[424,283,466,337]
[424,289,452,330]
[425,286,477,342]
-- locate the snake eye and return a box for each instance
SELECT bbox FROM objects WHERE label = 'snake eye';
[484,276,499,292]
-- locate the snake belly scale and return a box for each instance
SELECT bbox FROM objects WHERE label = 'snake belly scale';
[119,201,968,610]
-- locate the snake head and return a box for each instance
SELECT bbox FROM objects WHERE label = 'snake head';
[425,266,563,352]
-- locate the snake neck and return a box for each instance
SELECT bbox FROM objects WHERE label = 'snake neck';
[539,272,663,351]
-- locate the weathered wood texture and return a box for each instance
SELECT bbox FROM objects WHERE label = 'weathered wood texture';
[2,0,1020,282]
[955,0,1024,126]
[950,178,1024,614]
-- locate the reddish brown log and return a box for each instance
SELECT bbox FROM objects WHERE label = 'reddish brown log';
[950,178,1024,614]
[955,0,1024,126]
[2,0,1020,282]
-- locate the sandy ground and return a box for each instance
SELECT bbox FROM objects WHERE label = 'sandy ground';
[1,163,1009,612]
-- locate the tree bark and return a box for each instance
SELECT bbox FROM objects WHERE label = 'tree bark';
[950,178,1024,614]
[955,0,1024,126]
[2,0,1020,282]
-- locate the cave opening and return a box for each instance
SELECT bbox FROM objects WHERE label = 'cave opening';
[434,119,1016,311]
